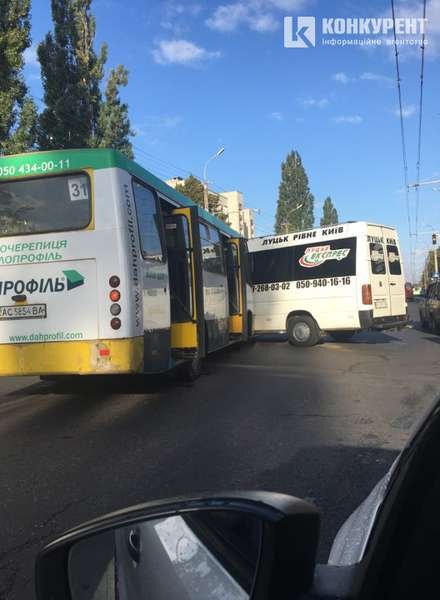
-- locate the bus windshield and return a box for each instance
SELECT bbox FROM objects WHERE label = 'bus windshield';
[0,173,91,237]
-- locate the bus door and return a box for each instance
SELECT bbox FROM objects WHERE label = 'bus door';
[367,226,392,318]
[384,234,406,317]
[225,238,248,339]
[164,207,205,361]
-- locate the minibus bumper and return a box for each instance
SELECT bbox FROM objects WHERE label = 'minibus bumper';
[359,310,409,331]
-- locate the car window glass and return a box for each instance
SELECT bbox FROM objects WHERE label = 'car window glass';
[370,243,386,275]
[387,245,402,276]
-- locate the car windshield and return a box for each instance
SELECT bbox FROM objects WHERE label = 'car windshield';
[1,2,439,600]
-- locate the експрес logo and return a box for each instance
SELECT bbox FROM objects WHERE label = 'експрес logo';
[299,246,350,268]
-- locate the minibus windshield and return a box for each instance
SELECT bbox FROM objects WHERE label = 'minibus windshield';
[0,173,91,237]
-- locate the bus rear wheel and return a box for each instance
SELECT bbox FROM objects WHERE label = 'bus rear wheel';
[330,330,356,342]
[178,356,202,382]
[287,315,320,347]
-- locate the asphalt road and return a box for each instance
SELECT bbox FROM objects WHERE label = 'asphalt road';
[1,301,439,600]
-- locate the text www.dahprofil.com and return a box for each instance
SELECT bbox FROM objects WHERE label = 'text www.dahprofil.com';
[9,331,84,343]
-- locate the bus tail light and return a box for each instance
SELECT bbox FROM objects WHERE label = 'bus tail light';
[362,284,373,305]
[110,304,121,316]
[99,347,111,357]
[109,275,120,288]
[110,290,120,302]
[111,318,121,330]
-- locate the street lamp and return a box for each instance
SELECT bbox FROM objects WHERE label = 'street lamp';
[408,179,440,190]
[281,203,304,234]
[203,147,225,211]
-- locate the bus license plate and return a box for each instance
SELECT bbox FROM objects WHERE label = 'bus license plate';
[374,299,388,309]
[0,304,47,321]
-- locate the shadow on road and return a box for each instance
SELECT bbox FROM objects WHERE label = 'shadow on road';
[256,444,400,562]
[4,372,186,399]
[421,335,440,344]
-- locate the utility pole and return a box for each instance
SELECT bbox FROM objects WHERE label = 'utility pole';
[280,203,304,235]
[432,233,438,277]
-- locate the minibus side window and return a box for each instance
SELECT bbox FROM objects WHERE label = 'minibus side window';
[251,248,293,284]
[370,243,386,275]
[387,245,402,276]
[132,181,163,261]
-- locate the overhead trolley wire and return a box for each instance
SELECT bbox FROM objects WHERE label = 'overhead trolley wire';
[390,0,414,276]
[415,0,427,247]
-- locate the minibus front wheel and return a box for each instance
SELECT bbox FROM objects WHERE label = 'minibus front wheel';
[287,315,320,347]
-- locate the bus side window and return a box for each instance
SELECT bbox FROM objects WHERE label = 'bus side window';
[132,181,164,261]
[387,245,402,276]
[370,243,386,275]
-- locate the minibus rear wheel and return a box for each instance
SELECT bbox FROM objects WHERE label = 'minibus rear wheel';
[287,315,320,347]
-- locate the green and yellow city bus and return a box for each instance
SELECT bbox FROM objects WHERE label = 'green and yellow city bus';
[0,149,253,379]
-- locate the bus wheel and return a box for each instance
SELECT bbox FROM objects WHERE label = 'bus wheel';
[287,315,319,347]
[178,356,202,382]
[330,330,356,342]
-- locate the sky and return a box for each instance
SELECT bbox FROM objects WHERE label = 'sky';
[24,0,440,280]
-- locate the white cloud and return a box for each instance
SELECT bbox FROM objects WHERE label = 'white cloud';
[331,71,393,86]
[206,3,248,32]
[332,115,363,124]
[301,97,329,109]
[24,46,39,68]
[248,12,278,32]
[395,104,417,118]
[267,0,307,8]
[164,2,203,17]
[359,72,393,85]
[376,0,440,59]
[152,39,221,65]
[332,72,351,84]
[206,0,307,33]
[270,111,284,121]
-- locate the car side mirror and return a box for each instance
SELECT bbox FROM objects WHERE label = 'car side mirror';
[35,492,320,600]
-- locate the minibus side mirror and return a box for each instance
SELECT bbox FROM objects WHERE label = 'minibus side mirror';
[35,492,320,600]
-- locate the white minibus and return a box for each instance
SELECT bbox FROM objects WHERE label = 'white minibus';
[248,222,407,346]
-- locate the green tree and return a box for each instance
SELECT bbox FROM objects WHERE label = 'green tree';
[97,65,134,158]
[175,175,229,223]
[320,196,339,227]
[275,150,314,234]
[37,0,107,149]
[0,0,37,154]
